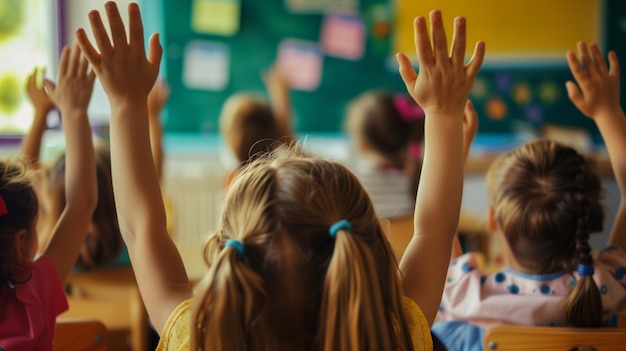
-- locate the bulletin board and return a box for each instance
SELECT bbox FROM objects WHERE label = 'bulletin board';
[146,0,626,139]
[153,0,405,133]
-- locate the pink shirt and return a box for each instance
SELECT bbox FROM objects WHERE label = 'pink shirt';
[438,245,626,328]
[0,255,69,351]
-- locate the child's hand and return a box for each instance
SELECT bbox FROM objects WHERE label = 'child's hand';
[75,2,162,105]
[566,42,622,120]
[43,45,95,116]
[396,10,485,117]
[148,78,170,118]
[26,68,54,115]
[262,66,290,96]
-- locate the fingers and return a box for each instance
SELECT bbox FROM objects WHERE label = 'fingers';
[75,28,101,67]
[565,80,584,109]
[429,10,449,64]
[414,16,434,67]
[566,50,585,84]
[396,53,418,92]
[147,33,163,73]
[43,80,56,97]
[78,47,90,76]
[58,46,71,78]
[105,1,129,49]
[608,51,620,78]
[590,44,608,74]
[465,41,485,79]
[87,10,113,55]
[67,44,81,76]
[128,2,146,55]
[450,17,466,65]
[577,41,595,74]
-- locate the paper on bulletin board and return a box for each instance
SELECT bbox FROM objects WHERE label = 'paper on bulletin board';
[191,0,241,36]
[276,39,323,91]
[183,40,230,91]
[320,12,365,60]
[285,0,357,13]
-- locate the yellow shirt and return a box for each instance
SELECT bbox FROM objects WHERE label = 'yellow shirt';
[156,297,433,351]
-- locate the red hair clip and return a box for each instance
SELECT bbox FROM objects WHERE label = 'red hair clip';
[393,95,424,123]
[0,193,7,216]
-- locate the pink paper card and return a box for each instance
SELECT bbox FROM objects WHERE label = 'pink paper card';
[320,13,365,60]
[276,39,323,91]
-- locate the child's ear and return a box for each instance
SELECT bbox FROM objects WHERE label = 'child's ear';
[13,228,28,262]
[486,207,499,233]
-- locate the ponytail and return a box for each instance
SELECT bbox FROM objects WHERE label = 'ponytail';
[319,225,413,351]
[565,196,603,327]
[191,239,275,351]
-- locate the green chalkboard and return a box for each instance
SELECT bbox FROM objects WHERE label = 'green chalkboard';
[144,0,626,139]
[149,0,403,133]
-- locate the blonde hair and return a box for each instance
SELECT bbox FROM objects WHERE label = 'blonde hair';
[219,93,281,164]
[191,148,415,350]
[487,139,605,327]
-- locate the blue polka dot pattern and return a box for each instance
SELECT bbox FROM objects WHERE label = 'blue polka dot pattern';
[447,277,453,283]
[451,259,458,266]
[540,284,550,295]
[508,284,519,294]
[568,279,576,287]
[601,285,608,295]
[616,266,626,280]
[439,305,444,312]
[481,275,487,286]
[462,262,474,272]
[495,272,506,283]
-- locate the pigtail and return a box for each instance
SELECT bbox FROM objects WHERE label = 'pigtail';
[319,225,412,351]
[191,240,276,351]
[565,195,603,327]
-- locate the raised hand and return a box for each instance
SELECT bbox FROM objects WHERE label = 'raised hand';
[148,78,170,118]
[566,42,621,120]
[43,45,95,116]
[75,1,162,105]
[26,67,54,114]
[396,11,485,116]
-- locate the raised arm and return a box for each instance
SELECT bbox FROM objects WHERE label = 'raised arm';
[450,99,480,260]
[75,1,192,333]
[147,78,169,181]
[566,42,626,250]
[397,10,485,325]
[262,67,294,143]
[42,45,98,282]
[22,68,55,167]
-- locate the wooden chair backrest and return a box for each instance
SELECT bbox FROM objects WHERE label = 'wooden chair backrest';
[54,318,107,351]
[484,324,626,351]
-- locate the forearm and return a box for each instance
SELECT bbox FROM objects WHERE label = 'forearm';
[62,110,98,209]
[268,91,293,139]
[22,111,48,166]
[595,110,626,246]
[415,115,464,236]
[148,113,164,181]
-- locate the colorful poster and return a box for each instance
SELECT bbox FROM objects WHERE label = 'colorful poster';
[285,0,357,13]
[276,39,323,91]
[183,41,230,91]
[191,0,241,36]
[320,13,365,60]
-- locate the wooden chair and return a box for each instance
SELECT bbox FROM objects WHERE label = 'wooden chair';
[54,318,107,351]
[61,267,148,351]
[484,324,626,351]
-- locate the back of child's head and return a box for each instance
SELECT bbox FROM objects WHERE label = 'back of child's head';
[219,93,281,165]
[47,145,122,270]
[487,139,605,326]
[191,148,414,351]
[0,158,38,295]
[346,91,425,195]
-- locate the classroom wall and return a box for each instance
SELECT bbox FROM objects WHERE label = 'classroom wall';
[139,0,626,140]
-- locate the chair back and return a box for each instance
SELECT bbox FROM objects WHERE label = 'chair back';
[54,318,107,351]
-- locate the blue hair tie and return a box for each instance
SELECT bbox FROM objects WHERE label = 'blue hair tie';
[224,239,245,258]
[329,219,352,238]
[577,263,594,276]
